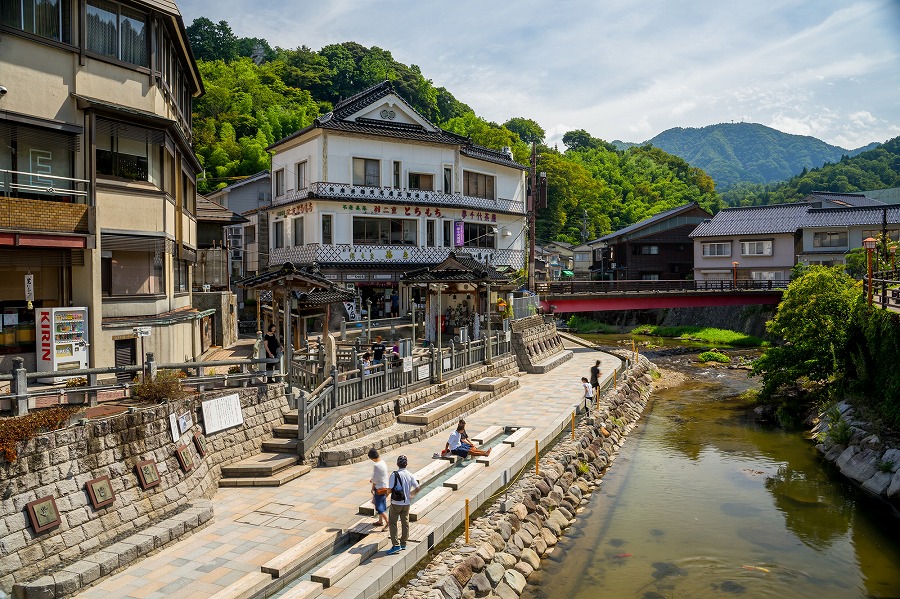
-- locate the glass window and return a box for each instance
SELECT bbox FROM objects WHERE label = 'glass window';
[295,161,307,190]
[636,245,659,255]
[86,0,147,67]
[463,223,495,248]
[244,225,256,244]
[751,271,777,281]
[443,166,452,193]
[393,161,401,188]
[575,252,590,262]
[293,217,304,246]
[443,220,452,247]
[352,217,417,245]
[95,121,161,184]
[812,232,847,248]
[702,242,731,257]
[2,0,69,42]
[274,168,285,197]
[463,170,495,200]
[322,214,333,244]
[641,274,660,280]
[353,158,380,187]
[427,220,435,247]
[173,258,188,292]
[101,250,163,295]
[273,220,284,249]
[862,229,900,242]
[409,173,433,191]
[740,240,773,256]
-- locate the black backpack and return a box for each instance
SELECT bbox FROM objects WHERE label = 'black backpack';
[390,471,406,502]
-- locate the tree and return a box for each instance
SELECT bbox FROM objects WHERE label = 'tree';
[503,117,545,145]
[186,17,237,62]
[562,129,617,152]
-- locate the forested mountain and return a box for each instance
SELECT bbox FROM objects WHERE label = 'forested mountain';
[634,122,878,191]
[720,136,900,206]
[186,17,722,243]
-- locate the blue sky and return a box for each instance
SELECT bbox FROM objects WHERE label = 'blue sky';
[180,0,900,150]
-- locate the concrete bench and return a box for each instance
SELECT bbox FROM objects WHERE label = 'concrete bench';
[260,528,343,578]
[503,427,532,447]
[309,533,389,588]
[410,487,453,522]
[476,441,510,465]
[468,377,509,392]
[525,349,573,374]
[279,580,323,599]
[208,572,272,599]
[443,462,485,491]
[470,425,504,445]
[397,390,483,425]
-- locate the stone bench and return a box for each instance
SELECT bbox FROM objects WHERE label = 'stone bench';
[470,425,504,445]
[410,487,453,522]
[397,390,484,425]
[309,533,389,588]
[468,377,509,392]
[260,528,344,578]
[526,349,573,374]
[443,461,485,490]
[503,427,533,447]
[476,441,510,465]
[13,501,213,599]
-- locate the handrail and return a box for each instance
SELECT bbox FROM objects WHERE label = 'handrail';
[536,279,789,295]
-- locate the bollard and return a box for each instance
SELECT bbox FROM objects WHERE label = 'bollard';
[614,369,617,388]
[340,317,347,341]
[571,412,575,439]
[465,498,470,544]
[12,356,28,415]
[535,439,540,476]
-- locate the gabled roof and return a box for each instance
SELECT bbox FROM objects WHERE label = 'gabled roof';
[689,203,809,237]
[268,81,526,171]
[803,205,900,228]
[597,202,708,243]
[236,262,337,290]
[802,191,884,208]
[402,251,512,284]
[204,171,269,200]
[196,197,248,224]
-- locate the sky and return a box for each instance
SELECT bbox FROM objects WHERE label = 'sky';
[179,0,900,150]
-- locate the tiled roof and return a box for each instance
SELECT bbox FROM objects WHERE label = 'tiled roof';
[402,252,511,283]
[804,191,885,207]
[196,197,247,223]
[236,262,336,290]
[596,202,704,243]
[689,203,809,237]
[292,288,355,307]
[803,206,900,227]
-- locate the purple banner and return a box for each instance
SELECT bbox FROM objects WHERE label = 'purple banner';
[454,221,465,247]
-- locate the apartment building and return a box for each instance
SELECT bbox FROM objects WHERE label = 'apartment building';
[0,0,204,370]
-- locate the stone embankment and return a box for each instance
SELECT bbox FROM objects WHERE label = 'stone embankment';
[389,353,657,599]
[812,401,900,503]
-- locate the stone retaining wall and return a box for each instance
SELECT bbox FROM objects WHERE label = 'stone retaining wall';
[510,317,568,374]
[0,385,289,595]
[390,354,657,599]
[811,401,900,503]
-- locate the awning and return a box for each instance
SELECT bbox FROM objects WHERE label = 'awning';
[561,270,574,277]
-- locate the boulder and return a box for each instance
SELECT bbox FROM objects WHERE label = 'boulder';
[532,535,548,556]
[535,479,551,497]
[493,582,519,599]
[541,527,559,546]
[862,471,893,495]
[494,552,517,569]
[488,532,506,551]
[451,562,473,588]
[887,470,900,499]
[840,448,878,484]
[514,561,534,579]
[465,555,486,573]
[468,572,492,597]
[485,562,506,587]
[882,449,900,471]
[436,575,463,599]
[503,569,527,594]
[477,542,496,563]
[520,547,541,570]
[517,527,534,547]
[510,503,528,521]
[835,446,860,470]
[497,521,512,541]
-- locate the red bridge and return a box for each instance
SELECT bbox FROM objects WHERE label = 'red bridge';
[535,280,787,312]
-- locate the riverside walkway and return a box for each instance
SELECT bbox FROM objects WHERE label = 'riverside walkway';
[75,344,623,599]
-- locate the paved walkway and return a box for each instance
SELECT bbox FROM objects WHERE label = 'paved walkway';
[76,344,622,599]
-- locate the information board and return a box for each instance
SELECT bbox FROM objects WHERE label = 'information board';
[417,364,430,381]
[202,393,244,434]
[403,356,413,373]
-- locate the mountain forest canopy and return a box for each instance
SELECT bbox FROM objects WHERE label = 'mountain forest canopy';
[185,17,894,243]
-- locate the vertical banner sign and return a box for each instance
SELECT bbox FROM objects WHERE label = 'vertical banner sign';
[24,275,34,301]
[454,221,465,247]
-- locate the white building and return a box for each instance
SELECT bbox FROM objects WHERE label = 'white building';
[265,81,527,317]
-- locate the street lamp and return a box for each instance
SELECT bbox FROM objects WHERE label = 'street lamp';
[731,261,739,290]
[863,237,877,306]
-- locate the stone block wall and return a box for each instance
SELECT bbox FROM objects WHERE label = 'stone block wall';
[510,317,567,373]
[0,384,289,594]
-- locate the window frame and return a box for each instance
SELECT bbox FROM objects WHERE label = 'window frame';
[273,220,285,249]
[353,157,381,187]
[463,170,495,200]
[321,213,333,245]
[352,216,417,246]
[740,240,773,256]
[1,0,70,43]
[408,172,434,191]
[85,0,149,68]
[701,242,731,257]
[274,168,285,198]
[292,216,304,246]
[295,160,308,191]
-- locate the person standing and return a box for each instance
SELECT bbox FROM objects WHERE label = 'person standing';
[391,289,400,317]
[386,455,419,555]
[264,324,282,383]
[582,376,594,407]
[590,359,601,399]
[368,448,389,530]
[372,335,386,365]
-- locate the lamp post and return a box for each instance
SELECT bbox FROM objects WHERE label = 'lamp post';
[731,261,739,290]
[864,237,877,306]
[891,245,897,272]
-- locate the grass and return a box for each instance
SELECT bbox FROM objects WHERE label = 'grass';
[566,315,618,334]
[698,350,730,364]
[630,325,767,348]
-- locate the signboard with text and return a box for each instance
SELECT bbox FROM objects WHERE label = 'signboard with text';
[202,393,244,434]
[454,221,465,247]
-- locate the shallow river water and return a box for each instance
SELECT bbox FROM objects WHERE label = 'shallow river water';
[521,346,900,599]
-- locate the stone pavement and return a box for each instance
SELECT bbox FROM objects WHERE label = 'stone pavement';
[74,344,622,599]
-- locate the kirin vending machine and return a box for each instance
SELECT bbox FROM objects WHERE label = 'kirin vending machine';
[37,307,89,383]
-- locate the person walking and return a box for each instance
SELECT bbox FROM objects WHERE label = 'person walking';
[371,335,386,365]
[264,324,282,383]
[391,289,400,318]
[589,359,601,399]
[368,448,389,530]
[386,455,419,555]
[582,376,594,409]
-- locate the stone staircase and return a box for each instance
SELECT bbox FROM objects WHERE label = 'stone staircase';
[218,410,311,487]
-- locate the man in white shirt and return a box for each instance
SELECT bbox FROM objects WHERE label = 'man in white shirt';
[443,420,490,458]
[386,455,420,555]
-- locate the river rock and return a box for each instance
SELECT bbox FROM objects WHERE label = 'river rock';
[494,552,517,569]
[556,506,573,520]
[541,525,559,545]
[568,485,583,501]
[548,509,569,530]
[576,479,591,495]
[840,448,878,483]
[888,471,900,498]
[493,582,518,599]
[436,575,462,599]
[862,471,893,495]
[504,541,522,559]
[488,532,505,551]
[451,562,473,587]
[522,496,539,513]
[535,479,551,497]
[517,527,534,547]
[484,562,505,588]
[509,532,524,551]
[467,572,492,597]
[520,547,540,570]
[497,521,512,541]
[510,503,528,521]
[465,555,485,573]
[503,569,527,594]
[882,449,900,471]
[477,542,495,562]
[521,521,541,538]
[835,446,860,470]
[462,589,476,599]
[532,535,548,556]
[514,561,534,578]
[507,513,522,532]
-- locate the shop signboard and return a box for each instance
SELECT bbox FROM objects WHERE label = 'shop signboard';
[454,221,465,247]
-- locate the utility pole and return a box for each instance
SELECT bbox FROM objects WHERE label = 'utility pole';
[581,209,588,244]
[528,142,537,293]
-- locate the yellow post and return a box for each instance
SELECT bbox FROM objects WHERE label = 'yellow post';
[535,440,540,475]
[571,412,575,440]
[465,499,470,544]
[614,369,617,388]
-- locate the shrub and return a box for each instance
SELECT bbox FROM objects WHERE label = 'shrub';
[876,459,895,473]
[565,315,616,334]
[698,350,730,364]
[575,460,589,475]
[630,325,765,347]
[0,406,82,462]
[64,377,88,388]
[228,365,242,374]
[131,370,190,403]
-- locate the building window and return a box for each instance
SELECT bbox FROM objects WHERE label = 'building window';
[295,161,307,190]
[862,229,900,241]
[409,173,433,191]
[95,119,162,184]
[701,242,731,257]
[575,252,590,262]
[274,168,285,197]
[463,171,495,200]
[443,220,452,247]
[751,271,777,281]
[740,240,773,256]
[244,225,256,244]
[273,220,284,249]
[2,0,69,42]
[393,161,401,188]
[635,245,659,255]
[426,220,436,247]
[463,223,495,248]
[352,217,416,245]
[812,232,847,248]
[101,250,163,296]
[322,214,333,244]
[173,258,188,292]
[353,158,380,187]
[293,217,304,246]
[641,274,660,280]
[86,0,148,67]
[444,166,453,193]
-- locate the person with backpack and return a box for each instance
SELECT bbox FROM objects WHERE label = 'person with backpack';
[386,455,420,555]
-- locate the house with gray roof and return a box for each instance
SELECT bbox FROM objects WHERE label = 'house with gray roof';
[799,205,900,267]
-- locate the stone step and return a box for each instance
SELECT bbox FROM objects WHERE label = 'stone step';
[261,528,343,578]
[476,441,510,465]
[221,453,300,478]
[443,462,485,491]
[218,463,311,487]
[397,390,483,425]
[503,427,533,447]
[468,377,509,392]
[470,425,504,445]
[263,438,298,453]
[309,533,389,588]
[280,580,323,599]
[208,571,272,599]
[284,410,299,425]
[410,486,453,522]
[274,423,300,439]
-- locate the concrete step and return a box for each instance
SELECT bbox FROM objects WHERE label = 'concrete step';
[476,441,510,465]
[274,423,300,438]
[410,487,452,522]
[397,390,483,425]
[208,571,272,599]
[280,581,323,599]
[503,427,533,447]
[443,462,485,491]
[218,463,311,487]
[284,410,299,425]
[470,425,504,445]
[309,533,389,588]
[263,438,298,453]
[221,452,300,478]
[261,528,343,578]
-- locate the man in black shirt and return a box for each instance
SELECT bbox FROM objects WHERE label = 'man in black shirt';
[264,324,282,383]
[372,335,386,364]
[589,359,601,399]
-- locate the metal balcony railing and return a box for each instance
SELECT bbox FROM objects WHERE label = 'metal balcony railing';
[0,168,90,203]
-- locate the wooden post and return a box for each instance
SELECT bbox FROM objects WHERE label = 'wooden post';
[571,412,575,440]
[465,498,470,544]
[535,439,540,475]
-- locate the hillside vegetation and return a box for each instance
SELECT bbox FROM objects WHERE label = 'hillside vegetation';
[186,18,723,242]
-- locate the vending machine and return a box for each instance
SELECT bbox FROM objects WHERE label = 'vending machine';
[37,307,90,383]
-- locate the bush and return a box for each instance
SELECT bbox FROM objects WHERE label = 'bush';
[698,350,730,363]
[131,370,190,403]
[0,406,82,462]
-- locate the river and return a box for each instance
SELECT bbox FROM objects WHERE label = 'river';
[521,338,900,599]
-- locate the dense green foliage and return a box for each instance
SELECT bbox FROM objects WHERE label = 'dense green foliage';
[630,325,765,347]
[721,136,900,206]
[698,350,730,364]
[644,122,877,191]
[564,315,618,334]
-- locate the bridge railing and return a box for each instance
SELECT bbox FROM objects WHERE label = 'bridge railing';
[871,270,900,311]
[535,279,789,295]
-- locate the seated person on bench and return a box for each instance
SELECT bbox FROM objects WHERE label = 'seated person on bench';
[443,420,490,458]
